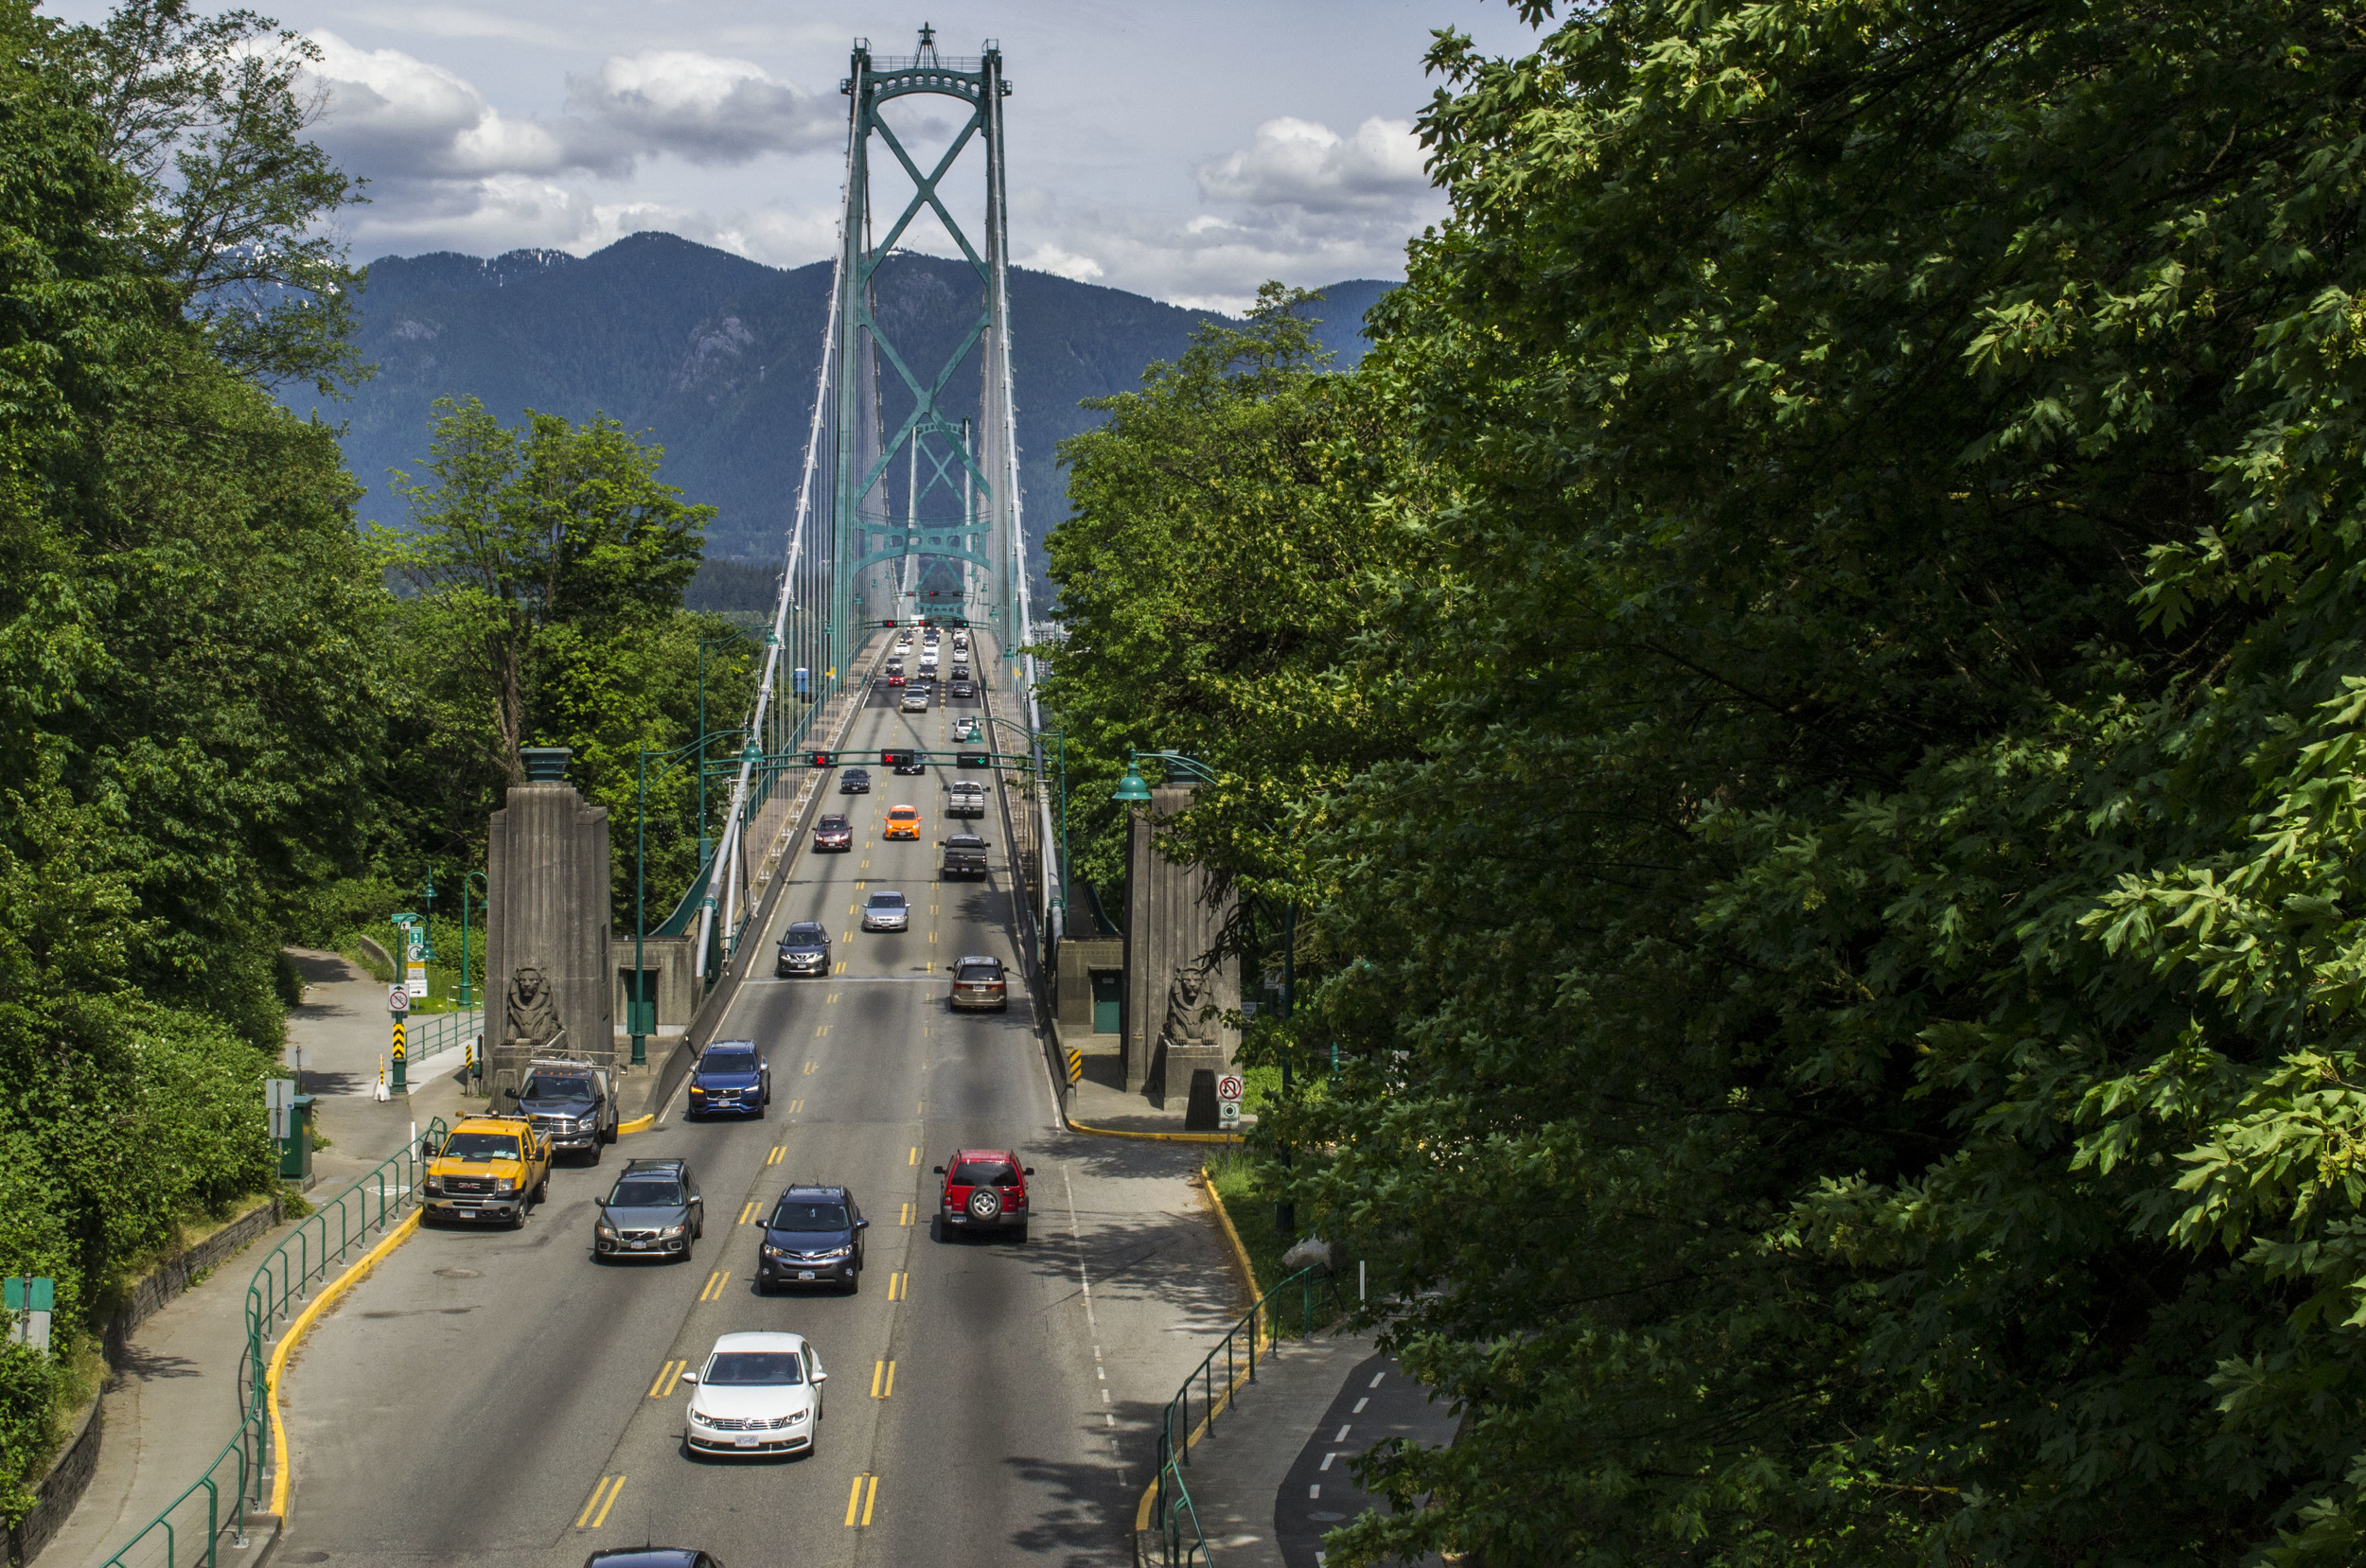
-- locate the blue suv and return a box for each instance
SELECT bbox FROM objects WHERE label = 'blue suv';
[687,1040,771,1119]
[758,1184,868,1294]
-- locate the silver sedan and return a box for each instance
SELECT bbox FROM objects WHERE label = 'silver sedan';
[861,891,910,932]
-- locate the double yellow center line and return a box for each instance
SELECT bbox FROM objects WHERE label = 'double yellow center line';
[845,1472,879,1527]
[576,1473,627,1529]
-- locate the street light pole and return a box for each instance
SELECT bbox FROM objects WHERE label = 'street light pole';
[458,870,487,1008]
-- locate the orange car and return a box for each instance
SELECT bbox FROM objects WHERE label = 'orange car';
[884,804,922,840]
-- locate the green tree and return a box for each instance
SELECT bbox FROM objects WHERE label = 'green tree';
[376,397,744,926]
[1051,3,2366,1565]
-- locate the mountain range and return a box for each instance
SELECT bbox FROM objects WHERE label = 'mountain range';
[286,233,1395,580]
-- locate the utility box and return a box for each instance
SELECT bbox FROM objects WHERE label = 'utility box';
[277,1094,316,1182]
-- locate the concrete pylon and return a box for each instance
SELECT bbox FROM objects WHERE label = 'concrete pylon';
[1122,782,1239,1113]
[485,748,615,1096]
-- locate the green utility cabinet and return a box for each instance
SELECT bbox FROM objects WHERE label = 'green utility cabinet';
[276,1094,316,1182]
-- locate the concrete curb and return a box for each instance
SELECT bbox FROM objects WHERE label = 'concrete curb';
[266,1208,422,1520]
[1068,1120,1244,1144]
[616,1113,657,1136]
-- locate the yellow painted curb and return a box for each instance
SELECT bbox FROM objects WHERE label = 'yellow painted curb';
[267,1207,421,1518]
[617,1113,656,1136]
[1067,1119,1242,1144]
[1201,1169,1265,1304]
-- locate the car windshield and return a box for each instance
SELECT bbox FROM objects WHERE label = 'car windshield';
[441,1132,520,1161]
[819,817,847,829]
[521,1075,593,1101]
[703,1351,803,1385]
[868,893,906,908]
[951,1160,1017,1186]
[610,1179,681,1207]
[784,925,827,944]
[957,963,999,982]
[890,808,916,819]
[702,1049,756,1072]
[845,769,868,779]
[771,1201,851,1231]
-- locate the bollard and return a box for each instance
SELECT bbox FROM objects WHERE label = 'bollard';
[391,1015,408,1093]
[373,1055,390,1102]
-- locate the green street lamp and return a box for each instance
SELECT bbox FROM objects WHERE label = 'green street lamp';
[633,728,745,1068]
[1112,763,1152,804]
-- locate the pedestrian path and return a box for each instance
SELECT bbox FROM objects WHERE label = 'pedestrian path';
[32,953,461,1568]
[1172,1330,1455,1566]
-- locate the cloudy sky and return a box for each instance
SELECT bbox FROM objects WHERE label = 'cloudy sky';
[51,0,1543,312]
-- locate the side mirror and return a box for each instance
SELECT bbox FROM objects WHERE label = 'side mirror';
[595,1196,609,1208]
[932,1165,945,1174]
[503,1087,519,1100]
[1023,1167,1035,1176]
[856,1218,871,1229]
[679,1370,699,1384]
[812,1370,828,1383]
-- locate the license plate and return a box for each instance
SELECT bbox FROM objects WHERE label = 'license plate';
[733,1435,759,1448]
[629,1241,647,1250]
[798,1270,816,1280]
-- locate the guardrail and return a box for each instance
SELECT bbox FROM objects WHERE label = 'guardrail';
[1144,1265,1339,1567]
[403,1008,481,1066]
[98,1118,449,1568]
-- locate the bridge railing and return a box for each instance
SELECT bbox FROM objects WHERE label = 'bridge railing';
[97,1119,448,1568]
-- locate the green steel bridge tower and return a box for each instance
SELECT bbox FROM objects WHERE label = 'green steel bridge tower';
[694,26,1055,967]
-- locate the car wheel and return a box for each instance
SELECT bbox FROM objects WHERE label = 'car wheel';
[535,1174,549,1202]
[509,1207,526,1231]
[967,1188,1003,1225]
[586,1139,601,1166]
[1013,1221,1029,1244]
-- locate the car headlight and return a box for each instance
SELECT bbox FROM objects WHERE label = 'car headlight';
[811,1244,853,1260]
[596,1222,618,1238]
[763,1243,789,1259]
[494,1178,517,1193]
[786,1408,809,1423]
[690,1086,707,1097]
[425,1176,442,1194]
[661,1224,686,1238]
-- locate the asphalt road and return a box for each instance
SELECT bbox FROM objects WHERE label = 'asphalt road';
[276,639,1242,1568]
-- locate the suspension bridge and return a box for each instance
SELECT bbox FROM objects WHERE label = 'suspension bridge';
[688,26,1064,980]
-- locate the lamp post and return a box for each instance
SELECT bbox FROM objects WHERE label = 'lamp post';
[458,870,487,1009]
[1114,749,1296,1237]
[974,713,1067,938]
[632,730,744,1069]
[697,632,750,864]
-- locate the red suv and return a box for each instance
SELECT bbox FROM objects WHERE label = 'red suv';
[933,1150,1034,1242]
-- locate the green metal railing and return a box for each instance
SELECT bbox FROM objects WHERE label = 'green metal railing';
[1146,1265,1341,1567]
[404,1008,481,1066]
[98,1118,449,1568]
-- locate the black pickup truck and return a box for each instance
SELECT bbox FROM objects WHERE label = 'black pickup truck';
[941,834,990,879]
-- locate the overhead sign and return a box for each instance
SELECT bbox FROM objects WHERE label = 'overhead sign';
[386,985,411,1014]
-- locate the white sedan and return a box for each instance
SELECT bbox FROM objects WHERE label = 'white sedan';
[900,691,928,713]
[681,1330,827,1457]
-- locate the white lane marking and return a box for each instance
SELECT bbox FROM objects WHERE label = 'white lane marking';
[1369,1372,1385,1388]
[1334,1424,1351,1442]
[1309,1485,1321,1499]
[1320,1453,1335,1471]
[1352,1397,1368,1414]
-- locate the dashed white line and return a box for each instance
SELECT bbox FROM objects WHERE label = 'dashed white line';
[1352,1397,1368,1414]
[1333,1424,1351,1442]
[1320,1453,1335,1471]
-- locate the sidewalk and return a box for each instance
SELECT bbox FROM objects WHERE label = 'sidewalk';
[1167,1330,1456,1567]
[32,953,457,1568]
[1058,1021,1257,1137]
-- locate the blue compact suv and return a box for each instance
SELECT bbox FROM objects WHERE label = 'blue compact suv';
[758,1184,869,1294]
[687,1040,771,1119]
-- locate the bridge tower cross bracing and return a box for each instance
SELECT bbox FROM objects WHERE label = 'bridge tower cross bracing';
[697,27,1058,970]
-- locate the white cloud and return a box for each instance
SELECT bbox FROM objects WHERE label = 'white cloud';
[1195,116,1432,213]
[566,51,842,166]
[1019,242,1104,283]
[306,32,575,180]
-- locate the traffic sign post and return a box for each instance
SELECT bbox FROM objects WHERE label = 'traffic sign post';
[389,986,410,1093]
[4,1277,54,1351]
[1217,1073,1245,1127]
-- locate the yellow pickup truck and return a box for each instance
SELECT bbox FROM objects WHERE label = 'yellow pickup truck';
[424,1114,551,1228]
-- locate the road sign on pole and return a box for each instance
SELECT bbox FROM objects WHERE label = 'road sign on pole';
[266,1078,294,1140]
[386,986,410,1013]
[1217,1073,1245,1126]
[4,1277,54,1351]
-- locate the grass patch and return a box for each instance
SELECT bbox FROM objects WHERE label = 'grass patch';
[1205,1142,1351,1340]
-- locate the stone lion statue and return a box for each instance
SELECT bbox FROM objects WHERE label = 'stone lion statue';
[1161,966,1214,1049]
[504,965,561,1052]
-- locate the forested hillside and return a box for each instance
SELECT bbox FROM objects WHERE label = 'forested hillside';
[288,238,1392,572]
[1045,3,2366,1564]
